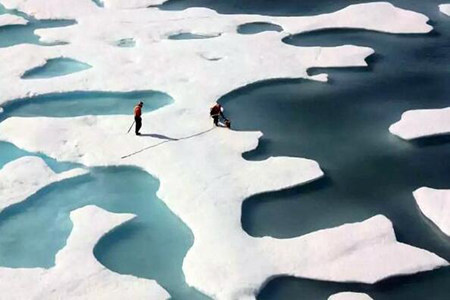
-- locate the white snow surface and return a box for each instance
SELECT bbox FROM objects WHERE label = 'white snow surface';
[0,205,170,299]
[0,13,27,27]
[328,292,373,300]
[1,0,100,19]
[0,120,448,300]
[414,187,450,236]
[0,156,87,212]
[440,4,450,16]
[0,1,446,299]
[1,0,170,18]
[389,107,450,140]
[0,2,432,105]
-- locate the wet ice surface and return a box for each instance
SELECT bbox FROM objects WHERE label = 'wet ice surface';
[0,4,74,47]
[237,22,282,34]
[0,0,449,299]
[0,90,172,120]
[160,0,447,16]
[0,165,208,299]
[21,57,91,79]
[168,32,220,40]
[217,1,450,298]
[0,141,77,172]
[0,18,74,47]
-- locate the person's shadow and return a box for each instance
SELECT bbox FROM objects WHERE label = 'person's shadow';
[139,133,179,141]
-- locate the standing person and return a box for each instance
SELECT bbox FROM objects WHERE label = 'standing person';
[210,103,230,128]
[134,101,143,135]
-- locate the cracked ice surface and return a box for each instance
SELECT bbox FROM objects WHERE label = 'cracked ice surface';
[413,187,450,236]
[440,4,450,16]
[389,107,450,140]
[0,13,27,27]
[0,205,170,299]
[328,292,373,300]
[0,156,87,212]
[0,1,447,299]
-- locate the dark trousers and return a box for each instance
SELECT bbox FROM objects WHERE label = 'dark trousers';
[212,112,225,126]
[135,116,142,134]
[212,115,219,126]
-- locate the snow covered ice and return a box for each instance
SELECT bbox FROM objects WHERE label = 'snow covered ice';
[0,156,87,212]
[414,187,450,236]
[328,292,373,300]
[0,0,449,299]
[389,107,450,140]
[0,13,26,27]
[0,205,170,299]
[440,4,450,16]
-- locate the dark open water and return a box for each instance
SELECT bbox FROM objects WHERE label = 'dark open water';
[0,1,448,299]
[159,0,450,299]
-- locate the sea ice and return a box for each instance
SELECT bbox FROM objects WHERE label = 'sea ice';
[21,57,92,79]
[0,156,87,212]
[102,0,169,9]
[1,116,448,299]
[440,4,450,16]
[389,107,450,140]
[0,1,445,299]
[1,0,100,19]
[328,292,373,300]
[0,2,432,105]
[0,205,170,299]
[0,13,27,27]
[413,187,450,236]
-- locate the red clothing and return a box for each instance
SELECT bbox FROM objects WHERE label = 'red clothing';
[210,104,222,116]
[134,105,142,117]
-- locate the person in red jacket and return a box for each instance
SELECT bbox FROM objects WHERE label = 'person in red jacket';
[210,103,230,128]
[134,101,143,135]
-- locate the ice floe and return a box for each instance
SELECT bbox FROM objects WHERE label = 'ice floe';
[0,2,432,105]
[0,156,87,212]
[0,1,445,299]
[414,187,450,236]
[0,205,170,299]
[389,107,450,140]
[0,13,27,27]
[1,0,99,19]
[0,116,448,299]
[440,4,450,16]
[328,292,373,300]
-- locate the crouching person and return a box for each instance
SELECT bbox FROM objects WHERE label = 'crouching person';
[210,103,231,128]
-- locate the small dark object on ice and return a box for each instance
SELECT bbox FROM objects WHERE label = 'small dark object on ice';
[210,103,231,129]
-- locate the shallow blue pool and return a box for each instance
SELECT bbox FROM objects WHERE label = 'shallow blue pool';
[0,90,173,120]
[21,58,91,79]
[0,3,75,48]
[0,0,449,299]
[237,22,283,34]
[0,166,208,299]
